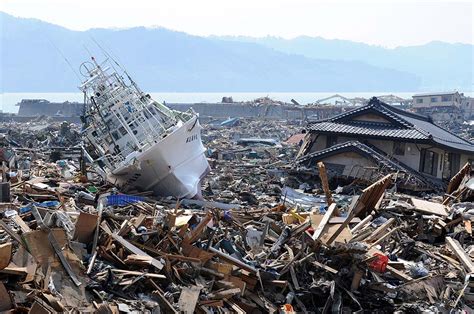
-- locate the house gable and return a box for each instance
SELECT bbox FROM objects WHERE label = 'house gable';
[351,113,391,123]
[330,104,413,129]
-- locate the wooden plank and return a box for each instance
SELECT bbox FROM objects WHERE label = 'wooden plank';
[111,233,163,270]
[312,260,338,274]
[386,265,413,282]
[446,237,474,273]
[350,215,373,233]
[365,218,395,243]
[369,227,400,248]
[410,198,448,217]
[110,270,166,280]
[0,220,23,245]
[446,162,471,196]
[312,203,336,241]
[209,247,257,274]
[325,175,392,246]
[184,212,212,244]
[310,214,352,245]
[178,285,201,313]
[11,215,31,233]
[329,217,361,224]
[207,288,241,299]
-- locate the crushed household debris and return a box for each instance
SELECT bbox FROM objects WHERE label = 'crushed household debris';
[1,108,474,312]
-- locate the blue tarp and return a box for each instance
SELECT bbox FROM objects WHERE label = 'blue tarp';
[106,194,145,206]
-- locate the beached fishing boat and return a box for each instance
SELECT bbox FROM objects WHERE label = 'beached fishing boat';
[79,57,209,198]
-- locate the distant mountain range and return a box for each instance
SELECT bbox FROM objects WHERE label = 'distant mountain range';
[0,12,472,92]
[215,36,474,91]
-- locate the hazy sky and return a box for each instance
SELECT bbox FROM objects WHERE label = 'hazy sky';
[1,0,473,47]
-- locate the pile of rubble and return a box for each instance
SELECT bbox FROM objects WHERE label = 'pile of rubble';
[0,121,81,148]
[0,120,474,313]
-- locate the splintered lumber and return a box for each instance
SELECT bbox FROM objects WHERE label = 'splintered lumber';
[317,162,335,207]
[184,212,213,244]
[312,203,336,241]
[11,215,31,233]
[326,174,392,246]
[208,288,241,299]
[0,220,24,246]
[445,237,474,273]
[110,269,166,279]
[350,214,373,233]
[111,233,164,270]
[369,227,400,248]
[365,218,395,243]
[152,287,179,314]
[446,162,471,196]
[386,265,413,282]
[312,260,338,275]
[208,247,257,274]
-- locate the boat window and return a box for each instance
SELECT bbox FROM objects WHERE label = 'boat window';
[105,136,113,145]
[119,126,127,136]
[112,131,120,141]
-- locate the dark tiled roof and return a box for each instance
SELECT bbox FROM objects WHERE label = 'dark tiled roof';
[308,121,427,140]
[307,97,474,153]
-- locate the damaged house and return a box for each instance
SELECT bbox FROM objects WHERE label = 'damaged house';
[297,97,474,191]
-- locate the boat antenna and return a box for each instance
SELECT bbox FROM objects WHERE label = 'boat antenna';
[90,37,145,95]
[46,37,81,81]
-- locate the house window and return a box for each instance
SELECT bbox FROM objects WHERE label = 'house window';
[326,136,338,148]
[441,95,453,102]
[431,97,438,102]
[420,149,439,176]
[416,98,423,104]
[393,142,405,155]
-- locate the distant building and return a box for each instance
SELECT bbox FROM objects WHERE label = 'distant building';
[16,99,83,117]
[412,91,463,108]
[412,91,474,122]
[462,97,474,120]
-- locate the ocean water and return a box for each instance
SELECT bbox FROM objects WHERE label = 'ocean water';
[1,92,473,114]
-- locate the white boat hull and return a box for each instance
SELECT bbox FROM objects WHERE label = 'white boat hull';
[106,116,210,198]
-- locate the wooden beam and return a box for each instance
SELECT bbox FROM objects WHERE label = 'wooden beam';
[312,203,336,241]
[317,162,335,208]
[350,214,373,233]
[365,218,395,243]
[111,233,164,270]
[446,237,474,273]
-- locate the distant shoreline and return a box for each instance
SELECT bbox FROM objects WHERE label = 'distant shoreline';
[2,91,473,114]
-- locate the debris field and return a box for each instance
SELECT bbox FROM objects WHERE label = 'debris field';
[0,119,474,313]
